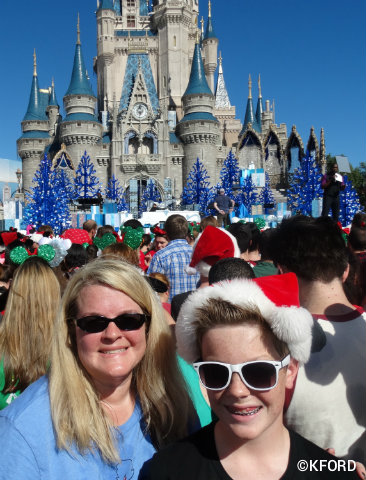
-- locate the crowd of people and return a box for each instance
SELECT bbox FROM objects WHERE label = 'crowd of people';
[0,211,365,479]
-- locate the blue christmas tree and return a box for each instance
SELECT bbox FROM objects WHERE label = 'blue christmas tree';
[218,150,240,199]
[236,174,258,216]
[258,172,276,207]
[105,175,129,212]
[181,158,213,215]
[54,168,77,201]
[74,151,102,198]
[339,175,362,226]
[24,154,71,234]
[287,152,322,216]
[139,178,161,216]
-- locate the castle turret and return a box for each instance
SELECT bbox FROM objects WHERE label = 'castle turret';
[202,0,218,93]
[96,0,116,113]
[60,16,103,173]
[242,75,255,133]
[17,50,51,191]
[176,34,220,183]
[46,79,60,136]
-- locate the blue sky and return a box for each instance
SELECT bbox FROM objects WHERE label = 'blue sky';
[0,0,365,168]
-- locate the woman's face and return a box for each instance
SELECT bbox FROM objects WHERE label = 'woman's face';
[75,284,147,394]
[200,324,297,446]
[155,236,168,250]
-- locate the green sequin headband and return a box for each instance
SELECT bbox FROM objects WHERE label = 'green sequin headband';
[9,245,56,265]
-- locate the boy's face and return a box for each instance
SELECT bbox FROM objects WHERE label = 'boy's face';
[201,324,298,445]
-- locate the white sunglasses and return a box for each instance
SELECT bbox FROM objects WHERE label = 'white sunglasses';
[193,354,290,391]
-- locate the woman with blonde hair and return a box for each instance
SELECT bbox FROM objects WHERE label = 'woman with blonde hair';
[0,256,196,478]
[0,256,61,409]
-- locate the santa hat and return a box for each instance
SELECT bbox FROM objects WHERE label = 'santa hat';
[176,272,313,365]
[186,226,241,276]
[1,231,18,246]
[61,228,91,245]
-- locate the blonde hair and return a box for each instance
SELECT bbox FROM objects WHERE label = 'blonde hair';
[50,257,194,463]
[0,257,60,392]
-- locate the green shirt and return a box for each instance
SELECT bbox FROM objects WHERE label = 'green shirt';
[0,358,21,410]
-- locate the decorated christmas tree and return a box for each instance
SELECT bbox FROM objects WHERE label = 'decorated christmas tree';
[24,154,71,234]
[258,172,276,207]
[218,150,240,199]
[181,158,213,215]
[139,178,161,216]
[54,168,76,201]
[339,175,362,226]
[287,152,322,216]
[105,175,129,212]
[74,151,102,198]
[236,174,258,216]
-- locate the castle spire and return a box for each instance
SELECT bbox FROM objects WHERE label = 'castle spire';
[215,52,231,109]
[23,50,47,121]
[33,49,37,76]
[49,78,58,106]
[255,74,263,132]
[65,16,95,96]
[204,0,217,39]
[243,74,255,129]
[183,34,212,96]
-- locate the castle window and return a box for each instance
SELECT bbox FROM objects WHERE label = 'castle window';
[173,35,176,47]
[127,15,136,27]
[127,0,135,6]
[77,122,81,126]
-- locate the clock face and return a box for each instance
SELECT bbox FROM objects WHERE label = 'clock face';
[132,103,148,120]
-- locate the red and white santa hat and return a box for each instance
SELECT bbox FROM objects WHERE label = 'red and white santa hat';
[186,225,241,276]
[176,272,313,365]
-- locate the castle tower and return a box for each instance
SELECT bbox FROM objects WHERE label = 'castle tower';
[202,0,218,93]
[46,79,60,136]
[152,0,198,117]
[96,0,116,114]
[241,75,256,134]
[17,50,52,191]
[60,16,103,180]
[176,34,220,183]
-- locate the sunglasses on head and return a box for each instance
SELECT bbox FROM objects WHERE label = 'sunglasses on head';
[76,313,149,333]
[193,354,290,391]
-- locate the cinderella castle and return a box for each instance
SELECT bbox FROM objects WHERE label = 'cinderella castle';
[17,0,327,209]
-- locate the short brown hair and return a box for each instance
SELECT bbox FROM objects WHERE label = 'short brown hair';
[165,214,188,240]
[195,298,289,359]
[83,220,97,233]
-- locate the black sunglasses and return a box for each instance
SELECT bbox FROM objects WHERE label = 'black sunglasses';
[76,313,149,333]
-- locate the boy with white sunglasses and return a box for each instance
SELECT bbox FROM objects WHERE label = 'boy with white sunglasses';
[141,274,359,479]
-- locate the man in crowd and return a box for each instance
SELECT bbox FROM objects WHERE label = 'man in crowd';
[213,188,235,227]
[83,220,97,241]
[271,215,366,463]
[321,163,345,222]
[147,215,199,301]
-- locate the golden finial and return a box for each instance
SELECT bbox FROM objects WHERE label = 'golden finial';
[208,0,212,18]
[196,29,200,44]
[77,13,81,45]
[33,49,37,76]
[51,77,54,88]
[248,74,252,99]
[218,51,222,66]
[200,16,204,34]
[258,74,262,98]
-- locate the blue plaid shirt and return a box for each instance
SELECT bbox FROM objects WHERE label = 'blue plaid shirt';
[147,239,200,302]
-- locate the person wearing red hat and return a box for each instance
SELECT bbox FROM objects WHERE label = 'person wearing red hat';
[141,274,358,479]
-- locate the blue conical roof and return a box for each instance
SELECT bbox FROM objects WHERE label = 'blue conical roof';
[98,0,114,10]
[65,42,95,96]
[49,81,58,107]
[183,43,212,96]
[23,74,47,121]
[255,97,263,133]
[244,97,255,127]
[204,16,217,39]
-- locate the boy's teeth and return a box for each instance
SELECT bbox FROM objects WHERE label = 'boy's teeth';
[233,406,261,416]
